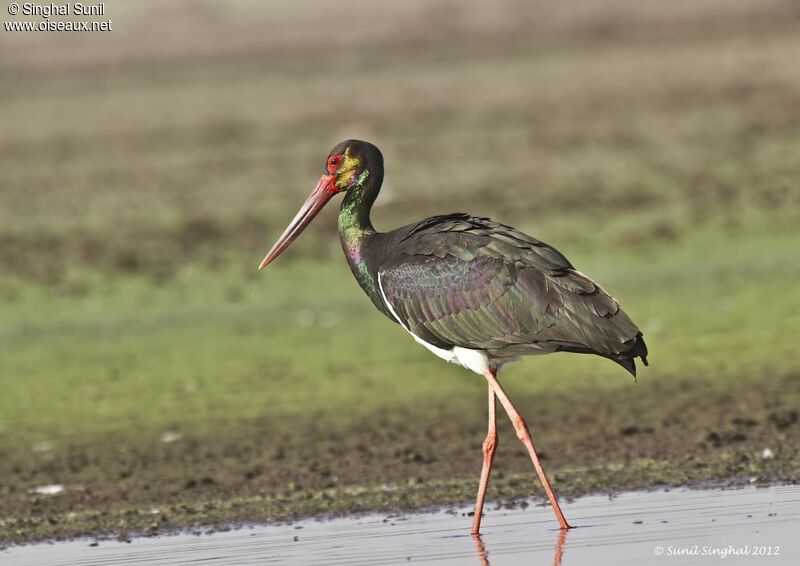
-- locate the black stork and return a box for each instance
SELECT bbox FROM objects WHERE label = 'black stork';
[259,140,648,534]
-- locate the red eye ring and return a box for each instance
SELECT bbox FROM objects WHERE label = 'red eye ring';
[327,155,341,172]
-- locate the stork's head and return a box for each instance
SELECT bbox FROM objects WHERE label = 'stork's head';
[258,140,382,269]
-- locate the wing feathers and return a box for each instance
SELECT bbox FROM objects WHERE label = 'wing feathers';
[378,215,646,368]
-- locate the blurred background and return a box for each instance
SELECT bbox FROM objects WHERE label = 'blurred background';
[1,0,799,540]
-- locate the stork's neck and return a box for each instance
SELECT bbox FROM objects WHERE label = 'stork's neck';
[339,189,375,242]
[338,167,381,251]
[338,170,384,307]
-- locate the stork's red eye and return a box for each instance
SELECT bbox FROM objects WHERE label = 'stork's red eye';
[327,155,342,172]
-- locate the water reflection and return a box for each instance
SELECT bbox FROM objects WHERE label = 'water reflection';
[6,486,794,566]
[553,528,568,565]
[473,527,569,565]
[472,533,489,565]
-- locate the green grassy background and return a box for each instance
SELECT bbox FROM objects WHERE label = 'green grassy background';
[3,211,799,443]
[1,0,799,541]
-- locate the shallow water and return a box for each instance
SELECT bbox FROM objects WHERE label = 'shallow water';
[4,485,798,565]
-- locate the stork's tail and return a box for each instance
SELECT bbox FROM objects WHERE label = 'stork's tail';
[610,332,649,378]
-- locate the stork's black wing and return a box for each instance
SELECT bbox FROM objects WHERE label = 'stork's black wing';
[377,214,648,375]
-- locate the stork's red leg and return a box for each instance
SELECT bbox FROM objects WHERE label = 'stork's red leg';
[471,386,498,534]
[483,367,572,530]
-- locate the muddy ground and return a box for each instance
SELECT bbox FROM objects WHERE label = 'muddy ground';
[2,372,797,544]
